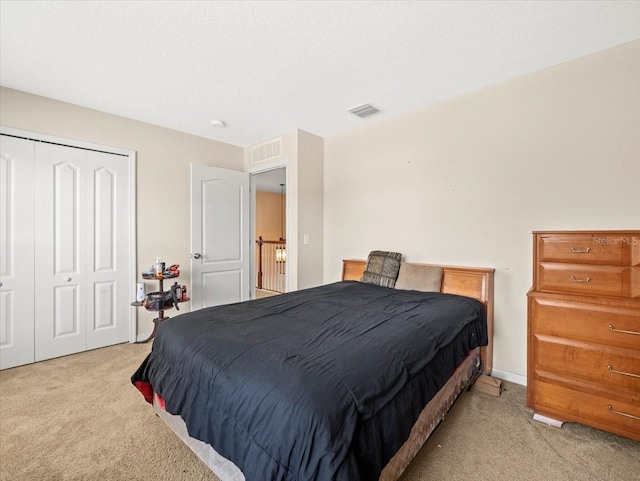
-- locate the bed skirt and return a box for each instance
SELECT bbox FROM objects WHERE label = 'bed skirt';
[153,347,481,481]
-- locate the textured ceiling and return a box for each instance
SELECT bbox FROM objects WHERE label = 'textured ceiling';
[1,1,639,147]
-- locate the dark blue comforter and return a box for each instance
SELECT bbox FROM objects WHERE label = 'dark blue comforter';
[132,281,487,481]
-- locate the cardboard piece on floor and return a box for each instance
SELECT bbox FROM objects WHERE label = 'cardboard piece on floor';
[471,374,502,397]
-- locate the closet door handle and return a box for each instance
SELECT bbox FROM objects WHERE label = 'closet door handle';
[191,253,202,259]
[65,277,72,282]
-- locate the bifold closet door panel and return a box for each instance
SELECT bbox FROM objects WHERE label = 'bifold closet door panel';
[0,136,35,369]
[34,142,88,362]
[86,150,130,349]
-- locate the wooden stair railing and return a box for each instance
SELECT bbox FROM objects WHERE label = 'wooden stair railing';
[256,236,286,293]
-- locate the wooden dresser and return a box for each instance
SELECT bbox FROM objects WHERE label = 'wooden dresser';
[527,230,640,440]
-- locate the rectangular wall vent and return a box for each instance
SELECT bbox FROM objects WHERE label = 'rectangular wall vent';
[252,137,283,164]
[347,103,381,118]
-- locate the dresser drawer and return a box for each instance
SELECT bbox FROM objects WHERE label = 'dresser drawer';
[533,336,640,393]
[537,234,638,265]
[537,263,631,297]
[529,296,640,351]
[532,380,640,441]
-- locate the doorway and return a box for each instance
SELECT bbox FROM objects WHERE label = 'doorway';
[251,168,287,298]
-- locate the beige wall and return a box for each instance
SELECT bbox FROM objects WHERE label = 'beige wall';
[297,130,324,289]
[323,41,640,382]
[256,191,286,241]
[0,87,244,338]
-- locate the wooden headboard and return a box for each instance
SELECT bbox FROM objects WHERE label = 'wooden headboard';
[342,259,495,375]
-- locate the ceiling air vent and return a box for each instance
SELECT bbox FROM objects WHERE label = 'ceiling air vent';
[348,103,381,118]
[252,137,282,164]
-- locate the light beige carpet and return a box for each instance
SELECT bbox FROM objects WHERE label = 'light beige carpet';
[0,343,638,481]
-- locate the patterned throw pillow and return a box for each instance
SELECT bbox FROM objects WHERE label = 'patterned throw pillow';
[360,251,403,288]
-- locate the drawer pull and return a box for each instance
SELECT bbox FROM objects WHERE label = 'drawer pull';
[607,364,640,379]
[570,247,591,253]
[570,276,591,283]
[608,324,640,336]
[608,405,640,421]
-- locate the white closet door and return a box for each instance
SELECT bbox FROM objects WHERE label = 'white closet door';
[86,150,130,349]
[0,136,35,370]
[34,142,88,361]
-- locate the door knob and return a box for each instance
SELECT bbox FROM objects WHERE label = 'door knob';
[65,277,72,282]
[191,253,202,259]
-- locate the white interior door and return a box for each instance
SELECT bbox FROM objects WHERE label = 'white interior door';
[86,150,131,349]
[191,164,250,309]
[0,136,35,370]
[34,142,88,361]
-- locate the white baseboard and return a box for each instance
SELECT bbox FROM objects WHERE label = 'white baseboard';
[490,368,527,386]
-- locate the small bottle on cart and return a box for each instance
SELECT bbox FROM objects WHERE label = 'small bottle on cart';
[173,282,182,300]
[155,257,163,278]
[181,285,187,301]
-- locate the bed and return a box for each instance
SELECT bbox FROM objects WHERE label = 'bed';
[132,259,495,481]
